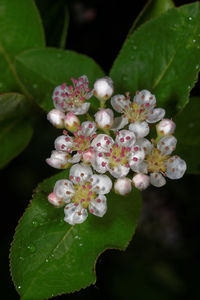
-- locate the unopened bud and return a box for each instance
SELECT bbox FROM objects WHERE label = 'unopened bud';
[47,109,65,128]
[114,177,132,195]
[132,173,150,191]
[46,150,69,169]
[48,192,65,207]
[64,112,80,132]
[94,77,114,101]
[82,149,95,164]
[95,108,114,129]
[156,118,176,136]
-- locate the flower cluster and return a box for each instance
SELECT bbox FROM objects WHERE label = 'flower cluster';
[46,75,186,225]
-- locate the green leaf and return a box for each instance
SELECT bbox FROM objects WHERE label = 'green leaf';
[175,97,200,174]
[15,48,105,112]
[10,170,142,299]
[0,0,45,92]
[127,0,175,37]
[0,93,31,121]
[110,3,200,117]
[0,119,33,169]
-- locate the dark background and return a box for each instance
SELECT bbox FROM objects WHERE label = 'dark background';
[1,0,200,299]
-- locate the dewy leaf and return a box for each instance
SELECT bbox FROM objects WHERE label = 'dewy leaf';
[0,93,30,121]
[15,48,105,112]
[110,2,200,117]
[0,119,33,169]
[127,0,175,37]
[10,170,142,300]
[175,97,200,174]
[0,0,45,92]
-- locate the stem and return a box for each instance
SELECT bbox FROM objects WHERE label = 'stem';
[100,100,106,108]
[86,112,93,121]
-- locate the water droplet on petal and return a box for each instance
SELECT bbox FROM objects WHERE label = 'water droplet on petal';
[27,244,35,253]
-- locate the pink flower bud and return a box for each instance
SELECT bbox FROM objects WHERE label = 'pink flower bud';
[156,118,176,136]
[64,112,80,132]
[95,108,114,129]
[47,109,65,128]
[114,177,132,195]
[48,192,65,207]
[132,173,150,191]
[94,77,114,101]
[82,149,95,164]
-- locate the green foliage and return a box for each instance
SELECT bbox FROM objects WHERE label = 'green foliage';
[0,93,30,121]
[175,97,200,174]
[110,2,200,117]
[0,118,33,169]
[0,0,45,92]
[15,48,105,112]
[127,0,175,36]
[10,170,142,299]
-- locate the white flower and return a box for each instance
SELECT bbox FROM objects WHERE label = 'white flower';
[47,109,65,128]
[95,108,114,129]
[132,136,186,187]
[91,130,145,178]
[48,163,112,225]
[46,121,97,169]
[114,177,132,195]
[94,77,114,101]
[132,173,150,191]
[111,90,165,138]
[156,118,176,136]
[52,75,93,115]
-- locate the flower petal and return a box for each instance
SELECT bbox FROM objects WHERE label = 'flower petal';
[68,153,82,163]
[54,135,73,151]
[134,90,156,107]
[166,156,186,179]
[116,129,136,147]
[89,195,107,217]
[53,179,74,202]
[91,154,109,173]
[91,134,114,153]
[131,161,148,174]
[136,138,153,155]
[64,203,88,225]
[80,121,96,137]
[69,163,93,184]
[150,173,166,187]
[129,146,145,169]
[114,177,132,195]
[111,94,131,113]
[46,150,69,169]
[157,136,177,155]
[129,121,150,138]
[71,102,91,115]
[90,174,112,194]
[108,164,129,178]
[111,116,129,131]
[147,108,165,123]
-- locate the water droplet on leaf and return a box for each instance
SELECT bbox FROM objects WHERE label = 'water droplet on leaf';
[19,256,24,261]
[196,64,199,69]
[32,220,38,227]
[79,243,83,247]
[188,17,192,21]
[27,244,35,253]
[33,83,38,89]
[18,286,21,289]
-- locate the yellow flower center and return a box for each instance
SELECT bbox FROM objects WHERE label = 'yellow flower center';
[71,182,97,209]
[146,148,169,173]
[123,102,150,122]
